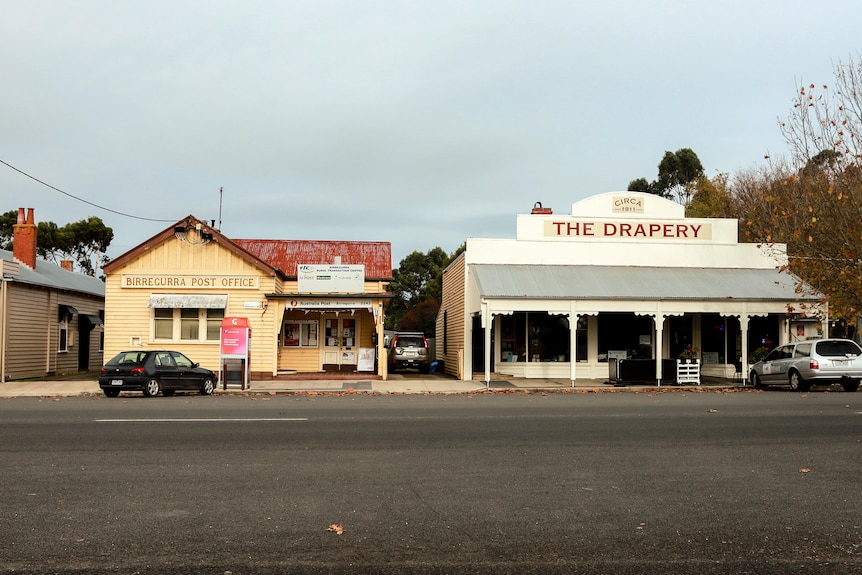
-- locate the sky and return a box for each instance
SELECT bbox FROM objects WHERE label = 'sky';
[2,0,862,268]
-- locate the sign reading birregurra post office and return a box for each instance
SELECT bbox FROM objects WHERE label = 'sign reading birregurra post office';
[297,264,365,293]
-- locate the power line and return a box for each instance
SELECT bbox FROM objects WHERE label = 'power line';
[0,158,175,222]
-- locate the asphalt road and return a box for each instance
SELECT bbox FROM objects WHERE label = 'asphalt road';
[1,390,861,574]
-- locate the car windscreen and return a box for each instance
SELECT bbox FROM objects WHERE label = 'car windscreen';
[395,337,425,348]
[815,340,862,357]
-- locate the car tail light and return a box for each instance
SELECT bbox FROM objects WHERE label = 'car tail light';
[810,359,820,370]
[423,336,428,348]
[130,366,145,375]
[100,367,107,375]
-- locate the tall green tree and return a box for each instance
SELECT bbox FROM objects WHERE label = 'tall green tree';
[385,247,448,334]
[0,210,113,276]
[629,148,705,206]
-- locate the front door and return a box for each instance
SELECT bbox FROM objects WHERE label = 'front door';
[77,326,91,371]
[322,316,359,372]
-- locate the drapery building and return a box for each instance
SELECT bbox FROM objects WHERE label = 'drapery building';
[436,192,822,383]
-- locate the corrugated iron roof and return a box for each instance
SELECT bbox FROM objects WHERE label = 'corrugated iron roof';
[234,239,393,279]
[471,264,817,302]
[1,248,105,297]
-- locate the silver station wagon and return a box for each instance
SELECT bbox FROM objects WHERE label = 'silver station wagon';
[749,338,862,392]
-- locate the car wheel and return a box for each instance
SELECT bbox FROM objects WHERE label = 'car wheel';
[788,370,810,392]
[103,389,120,398]
[751,372,763,390]
[142,378,161,397]
[201,377,215,395]
[842,380,860,392]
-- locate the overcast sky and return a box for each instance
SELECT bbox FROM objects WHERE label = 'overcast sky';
[2,1,861,267]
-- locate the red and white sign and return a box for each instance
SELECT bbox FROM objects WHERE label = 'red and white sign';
[220,317,250,356]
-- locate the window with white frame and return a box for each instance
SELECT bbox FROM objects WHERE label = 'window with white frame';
[283,320,319,348]
[153,308,225,342]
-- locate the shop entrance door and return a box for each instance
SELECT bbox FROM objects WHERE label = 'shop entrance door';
[322,316,359,372]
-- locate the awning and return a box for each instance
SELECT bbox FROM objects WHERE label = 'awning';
[79,314,104,330]
[470,264,817,302]
[58,304,78,322]
[148,294,228,309]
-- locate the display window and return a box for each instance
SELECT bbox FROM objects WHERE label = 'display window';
[499,312,581,362]
[283,320,319,348]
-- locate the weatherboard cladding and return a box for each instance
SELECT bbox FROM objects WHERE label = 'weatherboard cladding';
[234,239,393,279]
[470,264,813,302]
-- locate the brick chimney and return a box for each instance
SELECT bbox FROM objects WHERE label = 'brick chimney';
[13,208,37,269]
[531,202,553,215]
[60,260,74,272]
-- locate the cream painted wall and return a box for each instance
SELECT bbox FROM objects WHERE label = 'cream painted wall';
[104,235,279,374]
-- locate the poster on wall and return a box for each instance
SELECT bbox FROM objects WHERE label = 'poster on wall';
[357,348,374,372]
[284,323,300,347]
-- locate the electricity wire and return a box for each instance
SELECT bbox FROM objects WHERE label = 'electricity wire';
[0,158,175,222]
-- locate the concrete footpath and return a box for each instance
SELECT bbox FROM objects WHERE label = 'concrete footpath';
[0,373,742,398]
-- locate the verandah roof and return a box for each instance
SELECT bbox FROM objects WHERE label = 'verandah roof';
[470,264,816,302]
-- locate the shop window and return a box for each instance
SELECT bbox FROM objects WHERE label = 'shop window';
[59,319,69,353]
[575,316,588,362]
[283,320,319,348]
[499,314,525,361]
[700,313,739,364]
[153,308,225,342]
[500,312,573,362]
[598,313,653,361]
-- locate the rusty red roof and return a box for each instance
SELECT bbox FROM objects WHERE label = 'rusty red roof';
[234,239,393,279]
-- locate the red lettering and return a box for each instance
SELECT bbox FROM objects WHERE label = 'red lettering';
[552,222,567,235]
[690,224,702,238]
[582,222,594,236]
[649,224,661,236]
[619,223,632,236]
[604,223,617,236]
[634,224,646,237]
[676,224,689,238]
[663,224,673,237]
